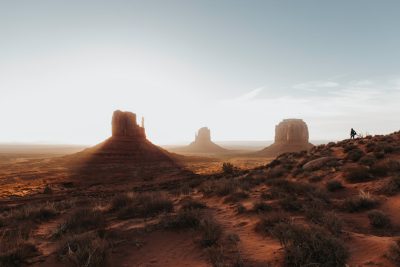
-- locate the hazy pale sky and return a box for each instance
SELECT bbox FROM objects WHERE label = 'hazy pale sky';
[1,0,400,145]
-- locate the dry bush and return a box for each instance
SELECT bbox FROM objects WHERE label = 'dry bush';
[55,208,105,237]
[367,210,391,228]
[181,198,206,210]
[0,227,37,267]
[308,175,323,183]
[206,245,225,267]
[345,166,372,183]
[222,162,235,174]
[255,213,290,235]
[116,192,173,219]
[381,175,400,195]
[7,202,58,222]
[359,154,377,166]
[252,201,272,213]
[200,178,238,197]
[342,191,379,212]
[326,180,344,192]
[162,209,202,229]
[370,160,400,177]
[271,223,348,267]
[279,196,303,212]
[109,193,132,211]
[57,232,108,267]
[389,239,400,266]
[200,217,223,247]
[236,204,247,214]
[346,148,364,162]
[224,191,249,203]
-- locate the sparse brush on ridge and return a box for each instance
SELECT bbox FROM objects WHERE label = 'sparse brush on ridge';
[200,217,223,247]
[381,175,400,195]
[345,166,373,183]
[181,198,207,210]
[162,208,202,229]
[6,202,58,223]
[252,201,272,213]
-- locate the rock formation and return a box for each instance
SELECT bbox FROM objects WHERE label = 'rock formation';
[177,127,227,154]
[255,119,313,157]
[66,110,182,181]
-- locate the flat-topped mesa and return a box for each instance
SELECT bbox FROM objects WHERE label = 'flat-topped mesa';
[112,110,145,139]
[255,118,313,157]
[194,127,212,144]
[274,119,309,145]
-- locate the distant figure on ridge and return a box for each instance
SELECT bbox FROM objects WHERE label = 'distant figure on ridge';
[350,128,357,139]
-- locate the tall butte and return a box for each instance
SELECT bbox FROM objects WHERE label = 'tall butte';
[66,110,181,181]
[255,119,313,157]
[178,127,227,154]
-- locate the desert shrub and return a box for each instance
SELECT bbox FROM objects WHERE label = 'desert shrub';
[367,210,391,228]
[279,196,302,212]
[0,227,37,267]
[381,175,400,195]
[359,154,377,166]
[389,239,400,266]
[347,148,364,162]
[181,198,206,210]
[200,178,238,197]
[55,208,105,236]
[43,185,53,194]
[200,217,223,247]
[374,151,385,159]
[255,213,290,235]
[116,192,173,219]
[252,201,272,213]
[224,191,249,203]
[326,180,344,192]
[370,161,390,177]
[344,144,357,153]
[321,212,344,236]
[309,175,323,183]
[345,166,372,183]
[342,191,379,212]
[109,193,132,211]
[206,245,225,267]
[162,209,202,229]
[8,202,58,222]
[271,223,348,267]
[222,162,235,174]
[58,232,108,267]
[267,165,287,178]
[236,204,247,214]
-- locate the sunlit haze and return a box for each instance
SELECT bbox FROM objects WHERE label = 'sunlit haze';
[1,0,400,145]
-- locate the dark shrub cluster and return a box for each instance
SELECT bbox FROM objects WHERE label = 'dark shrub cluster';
[271,223,348,267]
[162,209,202,229]
[344,166,372,183]
[342,191,379,212]
[381,175,400,195]
[199,217,223,247]
[326,180,344,192]
[255,213,290,235]
[346,148,364,162]
[224,191,249,203]
[367,210,391,228]
[55,208,105,236]
[57,232,108,267]
[222,162,235,174]
[181,198,207,210]
[115,192,173,219]
[252,201,272,213]
[279,196,303,212]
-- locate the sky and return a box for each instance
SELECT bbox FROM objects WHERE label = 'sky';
[1,0,400,145]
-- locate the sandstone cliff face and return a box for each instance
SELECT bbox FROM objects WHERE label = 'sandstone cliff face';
[256,119,313,157]
[112,110,145,138]
[275,119,309,144]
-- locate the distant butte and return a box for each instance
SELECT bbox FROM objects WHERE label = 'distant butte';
[178,127,227,154]
[255,119,314,157]
[65,110,183,181]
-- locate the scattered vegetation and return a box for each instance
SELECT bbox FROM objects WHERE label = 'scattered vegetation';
[381,175,400,195]
[222,162,236,174]
[54,208,105,237]
[181,198,207,210]
[114,192,174,219]
[326,180,344,192]
[57,232,108,267]
[199,217,223,247]
[367,210,391,228]
[344,166,372,183]
[252,201,272,213]
[162,209,202,229]
[271,223,348,267]
[342,191,379,212]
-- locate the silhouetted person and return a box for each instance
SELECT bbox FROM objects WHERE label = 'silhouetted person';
[350,128,357,139]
